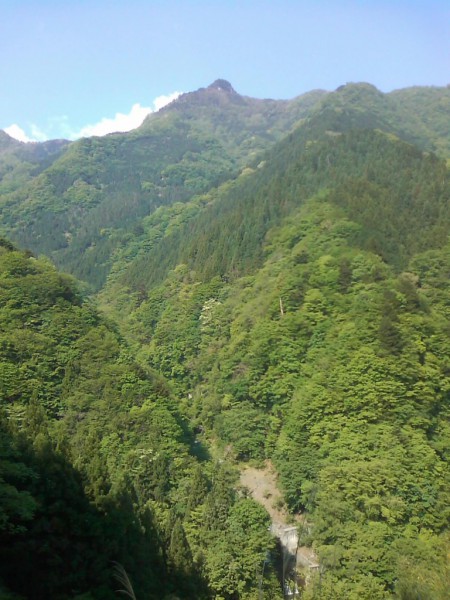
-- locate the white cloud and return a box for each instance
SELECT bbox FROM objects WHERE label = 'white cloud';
[4,124,33,143]
[73,92,182,139]
[153,91,182,112]
[3,91,182,143]
[75,103,153,138]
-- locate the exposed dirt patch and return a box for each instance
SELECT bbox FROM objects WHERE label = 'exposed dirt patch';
[239,460,294,530]
[240,460,319,570]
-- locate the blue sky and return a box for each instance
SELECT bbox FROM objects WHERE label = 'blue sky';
[1,0,449,141]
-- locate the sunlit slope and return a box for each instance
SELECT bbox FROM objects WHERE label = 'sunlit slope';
[107,124,449,296]
[0,81,325,288]
[96,89,450,599]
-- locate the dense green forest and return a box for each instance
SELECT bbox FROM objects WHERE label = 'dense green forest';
[1,81,450,599]
[0,239,281,599]
[0,81,326,290]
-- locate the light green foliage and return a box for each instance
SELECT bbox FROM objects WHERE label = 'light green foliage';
[0,86,326,289]
[3,82,450,599]
[2,83,450,293]
[0,243,194,598]
[0,240,277,600]
[204,498,274,599]
[110,175,450,597]
[389,85,450,156]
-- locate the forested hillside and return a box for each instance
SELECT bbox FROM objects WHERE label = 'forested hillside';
[1,81,450,599]
[0,131,69,195]
[0,81,326,289]
[0,240,280,599]
[388,85,450,156]
[1,82,449,291]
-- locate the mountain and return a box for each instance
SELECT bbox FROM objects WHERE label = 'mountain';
[97,82,450,599]
[303,81,450,153]
[0,130,23,153]
[389,84,450,156]
[99,84,450,296]
[1,82,450,291]
[1,80,450,599]
[0,81,326,289]
[0,130,70,196]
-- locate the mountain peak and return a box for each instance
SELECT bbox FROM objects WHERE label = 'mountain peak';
[152,79,243,117]
[207,79,236,93]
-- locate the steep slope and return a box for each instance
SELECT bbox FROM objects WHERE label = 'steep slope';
[0,238,183,598]
[0,238,281,600]
[304,82,450,153]
[149,79,326,156]
[1,82,449,292]
[102,123,449,300]
[0,130,69,195]
[97,97,450,599]
[3,81,450,599]
[389,85,450,156]
[0,81,326,289]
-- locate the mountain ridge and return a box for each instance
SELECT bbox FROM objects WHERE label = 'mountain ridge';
[1,80,450,290]
[0,80,329,287]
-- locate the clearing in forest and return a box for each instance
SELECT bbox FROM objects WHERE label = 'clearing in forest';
[240,461,319,570]
[239,460,293,533]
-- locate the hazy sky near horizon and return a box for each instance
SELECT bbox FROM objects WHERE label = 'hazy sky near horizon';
[1,0,449,141]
